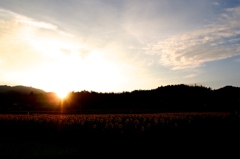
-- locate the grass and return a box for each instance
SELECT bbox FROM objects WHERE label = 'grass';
[0,112,239,159]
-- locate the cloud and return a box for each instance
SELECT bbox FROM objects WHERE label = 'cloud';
[78,48,91,59]
[0,8,56,30]
[17,18,57,30]
[0,8,75,41]
[59,31,74,38]
[183,74,197,78]
[61,48,72,55]
[0,8,84,77]
[145,6,240,70]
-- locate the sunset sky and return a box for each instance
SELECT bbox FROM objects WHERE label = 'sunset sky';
[1,0,240,94]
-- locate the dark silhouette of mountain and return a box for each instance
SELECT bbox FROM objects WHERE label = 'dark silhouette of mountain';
[215,85,240,93]
[0,85,45,94]
[0,84,240,113]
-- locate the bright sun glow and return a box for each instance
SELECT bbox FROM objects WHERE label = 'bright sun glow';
[16,32,129,93]
[56,90,69,99]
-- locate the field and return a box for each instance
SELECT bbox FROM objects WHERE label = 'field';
[0,112,239,158]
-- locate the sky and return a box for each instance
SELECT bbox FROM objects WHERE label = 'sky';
[0,0,240,94]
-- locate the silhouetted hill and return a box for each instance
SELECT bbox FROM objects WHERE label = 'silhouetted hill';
[215,85,240,94]
[0,85,45,94]
[0,84,240,113]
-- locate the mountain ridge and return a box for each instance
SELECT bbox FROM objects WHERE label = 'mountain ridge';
[1,84,240,94]
[0,85,45,94]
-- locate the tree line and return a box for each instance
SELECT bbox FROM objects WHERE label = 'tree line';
[0,84,239,113]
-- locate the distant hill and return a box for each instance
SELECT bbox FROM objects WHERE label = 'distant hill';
[0,84,240,113]
[0,85,46,94]
[215,85,240,93]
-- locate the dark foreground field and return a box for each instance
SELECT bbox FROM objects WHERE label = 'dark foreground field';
[0,112,239,159]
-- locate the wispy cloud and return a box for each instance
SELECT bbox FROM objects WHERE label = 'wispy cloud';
[0,8,82,75]
[145,6,240,70]
[17,18,57,30]
[0,8,75,41]
[0,8,56,30]
[183,74,197,78]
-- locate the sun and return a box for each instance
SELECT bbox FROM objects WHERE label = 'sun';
[56,90,69,99]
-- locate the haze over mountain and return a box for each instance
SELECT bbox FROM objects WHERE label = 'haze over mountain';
[0,85,45,94]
